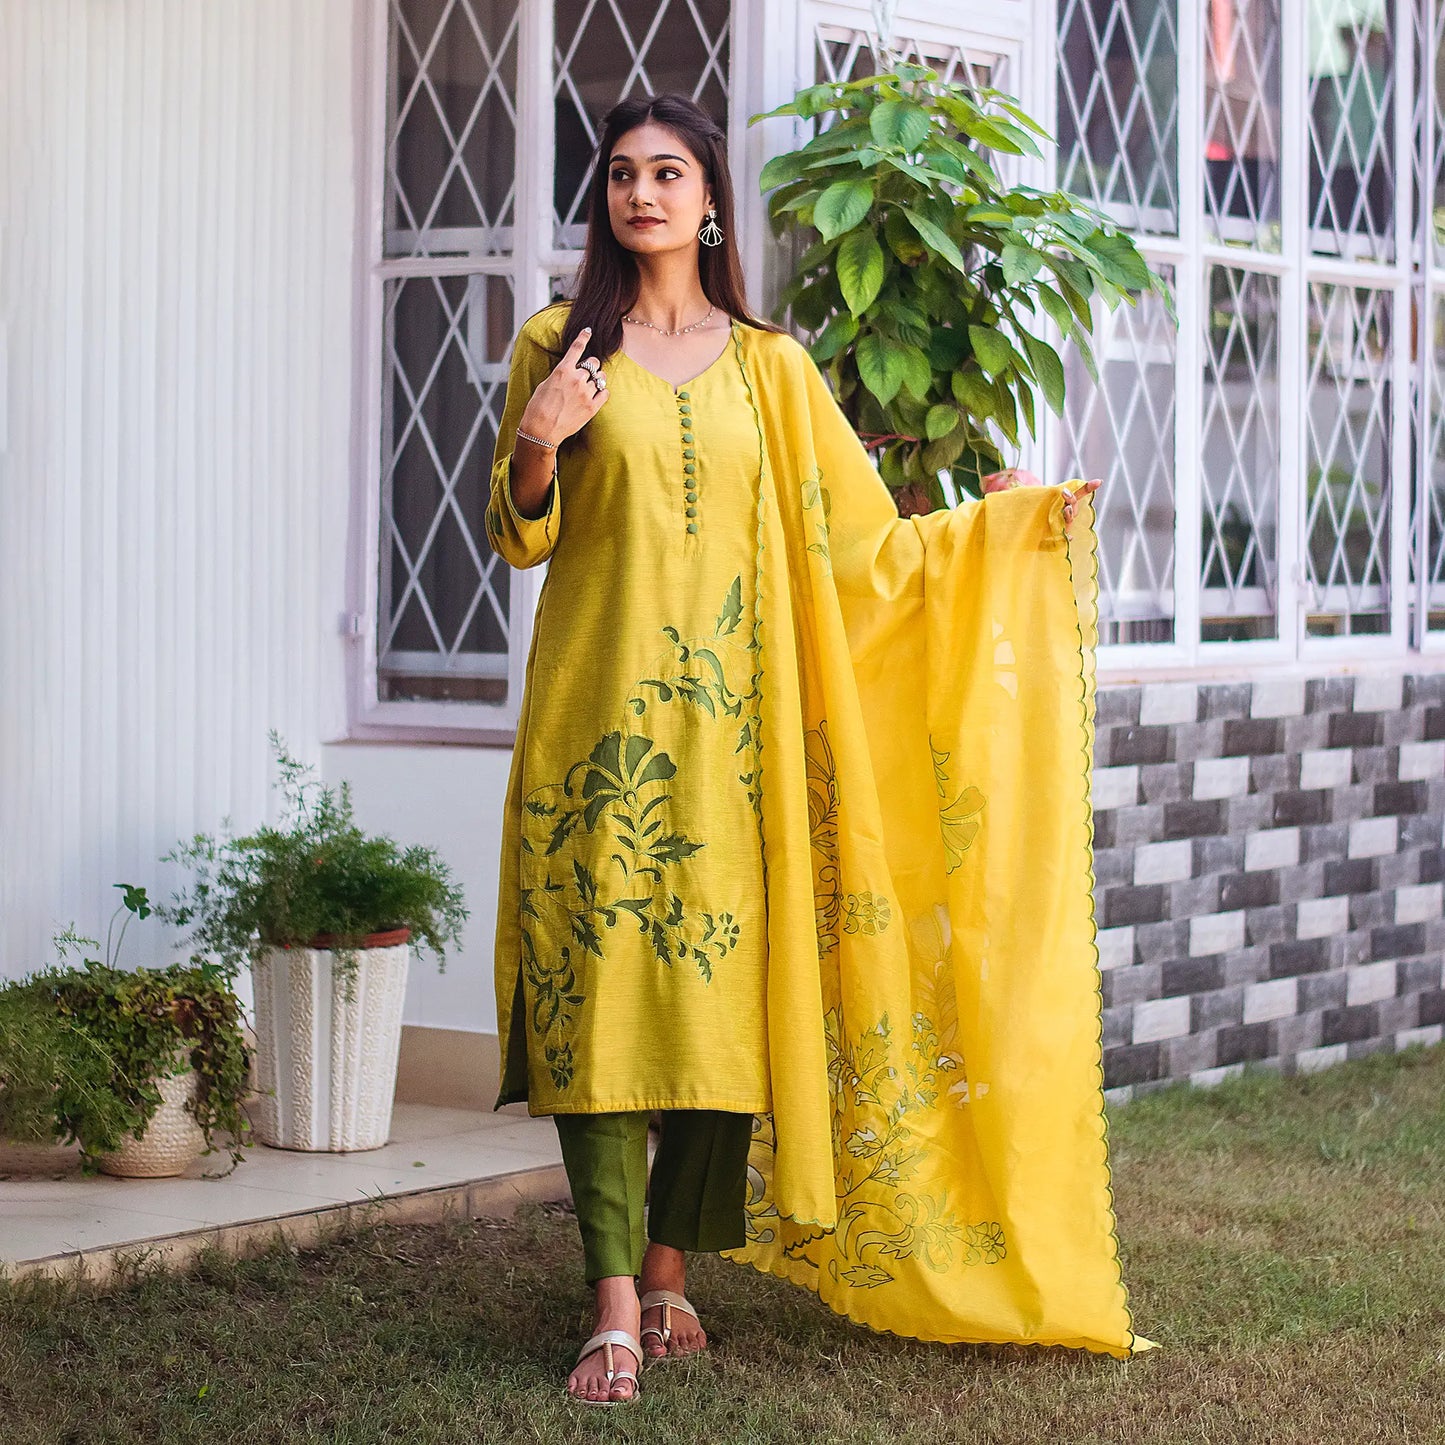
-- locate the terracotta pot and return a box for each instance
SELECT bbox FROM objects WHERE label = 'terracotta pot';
[303,926,412,950]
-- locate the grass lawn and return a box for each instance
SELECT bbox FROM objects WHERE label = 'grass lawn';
[2,1045,1442,1445]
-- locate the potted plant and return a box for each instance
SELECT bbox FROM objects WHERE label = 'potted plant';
[749,52,1173,510]
[156,731,469,1153]
[0,887,254,1179]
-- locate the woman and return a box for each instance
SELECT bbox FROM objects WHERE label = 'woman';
[484,93,1131,1407]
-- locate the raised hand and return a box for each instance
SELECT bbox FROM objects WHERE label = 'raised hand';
[517,327,610,448]
[982,469,1102,536]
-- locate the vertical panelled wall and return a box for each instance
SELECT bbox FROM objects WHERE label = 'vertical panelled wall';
[0,1,356,980]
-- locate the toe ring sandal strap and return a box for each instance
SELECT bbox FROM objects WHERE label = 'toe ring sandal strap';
[639,1289,700,1351]
[576,1329,642,1395]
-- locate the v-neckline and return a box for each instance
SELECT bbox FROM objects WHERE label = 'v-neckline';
[616,319,737,394]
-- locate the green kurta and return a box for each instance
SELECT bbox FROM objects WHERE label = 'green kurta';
[486,301,772,1116]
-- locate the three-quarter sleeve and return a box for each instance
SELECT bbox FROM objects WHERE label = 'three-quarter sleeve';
[484,320,563,569]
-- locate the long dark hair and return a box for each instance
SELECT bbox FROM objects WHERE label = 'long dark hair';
[555,92,786,365]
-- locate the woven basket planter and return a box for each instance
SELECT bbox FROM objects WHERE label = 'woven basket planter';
[247,930,411,1152]
[96,1045,208,1178]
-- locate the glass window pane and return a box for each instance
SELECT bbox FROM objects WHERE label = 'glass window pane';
[1304,283,1392,636]
[379,272,516,702]
[1057,0,1180,235]
[386,0,519,258]
[1056,270,1178,645]
[553,0,730,250]
[1204,0,1282,250]
[1201,267,1281,641]
[1307,0,1394,262]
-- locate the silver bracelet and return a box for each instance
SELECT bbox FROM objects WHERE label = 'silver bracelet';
[514,425,557,451]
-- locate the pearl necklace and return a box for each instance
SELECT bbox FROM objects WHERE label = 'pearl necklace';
[622,303,715,337]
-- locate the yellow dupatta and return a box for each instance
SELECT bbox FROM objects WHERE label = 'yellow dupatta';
[722,326,1148,1357]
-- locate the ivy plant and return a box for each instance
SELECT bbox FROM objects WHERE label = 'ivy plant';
[750,61,1173,505]
[0,889,255,1177]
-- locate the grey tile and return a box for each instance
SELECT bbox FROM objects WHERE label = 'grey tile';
[1200,682,1254,721]
[1193,987,1245,1030]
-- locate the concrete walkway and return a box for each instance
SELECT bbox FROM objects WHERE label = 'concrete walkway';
[0,1101,568,1286]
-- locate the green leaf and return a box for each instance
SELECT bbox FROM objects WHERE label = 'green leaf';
[925,404,961,440]
[1037,284,1074,334]
[964,203,1014,226]
[899,345,933,402]
[1000,243,1042,287]
[836,229,886,313]
[813,179,874,241]
[1020,331,1066,414]
[812,309,859,362]
[927,326,970,372]
[902,212,967,275]
[922,426,969,473]
[883,207,928,265]
[968,325,1012,378]
[758,151,812,192]
[856,332,907,407]
[1017,375,1036,438]
[870,99,932,152]
[951,369,996,420]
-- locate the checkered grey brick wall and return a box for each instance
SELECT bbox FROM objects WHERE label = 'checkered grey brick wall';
[1092,672,1445,1101]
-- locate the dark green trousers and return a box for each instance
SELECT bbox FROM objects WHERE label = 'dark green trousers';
[553,1110,754,1284]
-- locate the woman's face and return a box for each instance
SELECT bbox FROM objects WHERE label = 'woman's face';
[605,121,714,256]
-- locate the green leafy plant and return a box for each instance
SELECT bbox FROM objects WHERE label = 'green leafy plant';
[750,57,1173,505]
[156,730,469,997]
[0,888,254,1177]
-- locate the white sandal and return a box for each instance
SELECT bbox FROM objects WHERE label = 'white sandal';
[639,1289,702,1362]
[571,1328,642,1406]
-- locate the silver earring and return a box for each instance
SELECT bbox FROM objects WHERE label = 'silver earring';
[698,207,724,246]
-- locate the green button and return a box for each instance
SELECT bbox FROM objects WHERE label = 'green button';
[682,432,694,443]
[686,522,698,534]
[682,449,694,459]
[685,506,697,518]
[679,404,691,417]
[677,390,690,400]
[683,463,696,475]
[685,491,697,503]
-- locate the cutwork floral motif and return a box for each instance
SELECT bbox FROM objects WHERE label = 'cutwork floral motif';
[928,735,986,873]
[801,464,832,575]
[742,1003,1006,1287]
[843,891,892,935]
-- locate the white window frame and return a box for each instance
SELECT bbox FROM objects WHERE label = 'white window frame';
[1046,0,1445,679]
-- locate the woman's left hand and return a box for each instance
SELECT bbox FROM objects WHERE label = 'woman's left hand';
[981,469,1102,535]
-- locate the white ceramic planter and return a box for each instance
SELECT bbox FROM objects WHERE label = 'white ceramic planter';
[98,1046,208,1178]
[248,935,410,1152]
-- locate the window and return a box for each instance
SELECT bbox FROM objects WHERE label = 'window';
[361,0,732,733]
[1054,0,1445,659]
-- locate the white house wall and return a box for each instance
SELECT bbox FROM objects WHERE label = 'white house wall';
[0,0,358,983]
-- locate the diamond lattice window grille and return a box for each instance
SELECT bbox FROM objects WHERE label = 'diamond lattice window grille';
[1416,0,1445,267]
[552,0,730,250]
[379,272,516,702]
[1306,0,1394,262]
[386,0,519,259]
[1056,270,1178,644]
[1057,0,1179,235]
[1204,0,1282,250]
[1201,267,1281,640]
[1303,282,1393,636]
[814,25,1009,97]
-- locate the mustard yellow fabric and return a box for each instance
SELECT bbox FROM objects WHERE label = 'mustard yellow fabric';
[486,300,1145,1357]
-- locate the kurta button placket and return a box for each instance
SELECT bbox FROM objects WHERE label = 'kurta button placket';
[678,390,698,538]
